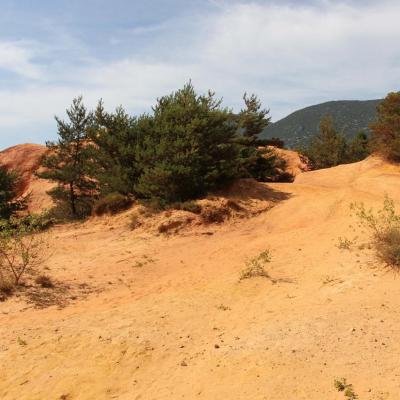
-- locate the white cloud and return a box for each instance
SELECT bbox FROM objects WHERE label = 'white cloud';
[0,41,44,80]
[1,0,400,147]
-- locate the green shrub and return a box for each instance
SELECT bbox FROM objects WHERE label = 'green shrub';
[0,225,49,286]
[7,212,55,232]
[376,227,400,267]
[351,195,400,268]
[334,378,358,399]
[93,193,133,216]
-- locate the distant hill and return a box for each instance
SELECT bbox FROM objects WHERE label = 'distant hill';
[261,99,382,148]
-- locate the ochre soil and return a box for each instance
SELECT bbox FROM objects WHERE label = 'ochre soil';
[1,156,400,399]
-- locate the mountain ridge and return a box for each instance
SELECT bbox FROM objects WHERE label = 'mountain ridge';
[261,99,382,148]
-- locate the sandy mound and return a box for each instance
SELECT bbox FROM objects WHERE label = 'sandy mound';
[0,143,54,213]
[127,179,289,234]
[268,146,311,177]
[2,157,400,399]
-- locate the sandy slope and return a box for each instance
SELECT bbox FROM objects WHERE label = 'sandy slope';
[0,143,54,213]
[1,157,400,400]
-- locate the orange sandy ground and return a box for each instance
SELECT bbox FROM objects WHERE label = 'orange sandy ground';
[1,157,400,400]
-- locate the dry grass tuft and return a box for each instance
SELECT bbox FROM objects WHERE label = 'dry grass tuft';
[240,249,274,281]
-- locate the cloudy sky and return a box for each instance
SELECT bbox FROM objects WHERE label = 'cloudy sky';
[0,0,398,148]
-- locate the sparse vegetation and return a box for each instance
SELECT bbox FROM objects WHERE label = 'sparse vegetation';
[240,249,273,281]
[0,225,49,289]
[334,378,358,399]
[351,195,400,268]
[336,237,354,250]
[17,337,27,346]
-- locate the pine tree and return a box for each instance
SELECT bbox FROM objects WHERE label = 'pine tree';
[346,131,370,163]
[239,93,271,139]
[87,101,145,196]
[38,97,96,218]
[370,92,400,161]
[134,82,242,204]
[303,115,347,169]
[0,166,18,220]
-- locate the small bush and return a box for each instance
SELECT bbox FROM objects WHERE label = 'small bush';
[3,212,56,232]
[351,195,400,268]
[334,378,358,399]
[35,274,54,288]
[240,249,273,280]
[376,227,400,267]
[93,193,133,216]
[0,226,49,286]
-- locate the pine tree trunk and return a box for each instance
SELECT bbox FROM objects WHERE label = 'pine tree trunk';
[69,183,77,216]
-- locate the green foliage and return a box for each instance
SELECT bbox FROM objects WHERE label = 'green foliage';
[302,115,370,169]
[134,82,243,203]
[93,193,133,216]
[370,91,400,161]
[2,212,55,232]
[346,131,370,163]
[302,115,347,169]
[44,84,283,211]
[87,101,144,195]
[0,166,19,220]
[38,96,97,219]
[351,195,400,268]
[0,224,48,286]
[334,378,358,399]
[239,93,271,138]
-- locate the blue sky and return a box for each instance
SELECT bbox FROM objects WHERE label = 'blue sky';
[0,0,398,148]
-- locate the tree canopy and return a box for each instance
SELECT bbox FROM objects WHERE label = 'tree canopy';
[370,92,400,161]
